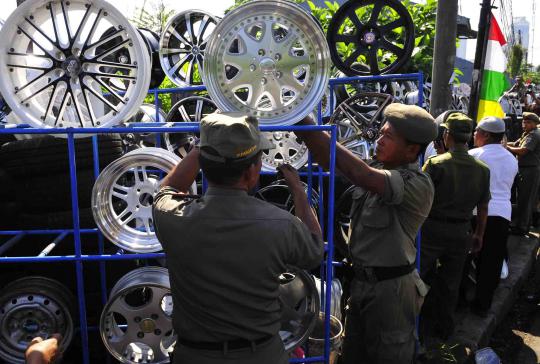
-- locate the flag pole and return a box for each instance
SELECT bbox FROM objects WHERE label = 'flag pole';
[469,0,495,121]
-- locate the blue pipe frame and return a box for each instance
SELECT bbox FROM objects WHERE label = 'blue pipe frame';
[0,73,423,364]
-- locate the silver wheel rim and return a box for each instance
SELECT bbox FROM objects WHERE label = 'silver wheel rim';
[0,277,74,364]
[100,267,175,364]
[329,92,393,160]
[261,130,309,171]
[278,269,319,352]
[92,148,196,253]
[0,0,151,130]
[202,0,331,125]
[123,104,167,150]
[159,10,218,87]
[164,96,217,157]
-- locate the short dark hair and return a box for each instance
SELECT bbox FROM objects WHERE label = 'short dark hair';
[483,130,505,143]
[405,140,429,160]
[199,148,262,186]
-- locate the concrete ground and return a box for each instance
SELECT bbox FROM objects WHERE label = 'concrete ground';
[434,231,540,363]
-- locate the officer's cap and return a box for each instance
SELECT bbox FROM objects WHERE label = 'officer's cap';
[476,116,506,133]
[200,112,275,163]
[383,103,437,144]
[438,111,473,140]
[523,112,540,124]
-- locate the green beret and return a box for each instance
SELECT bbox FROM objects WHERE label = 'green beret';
[383,103,437,144]
[523,112,540,124]
[440,112,473,140]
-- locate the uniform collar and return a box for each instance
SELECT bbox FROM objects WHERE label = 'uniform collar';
[206,186,248,196]
[450,144,469,153]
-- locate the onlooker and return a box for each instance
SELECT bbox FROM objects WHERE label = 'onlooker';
[152,113,323,364]
[420,111,490,339]
[468,117,518,315]
[296,104,437,364]
[507,112,540,234]
[25,334,62,364]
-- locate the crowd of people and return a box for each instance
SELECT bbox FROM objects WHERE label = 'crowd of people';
[26,82,540,363]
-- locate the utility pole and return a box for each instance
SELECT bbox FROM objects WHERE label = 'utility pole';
[430,0,459,117]
[468,0,493,122]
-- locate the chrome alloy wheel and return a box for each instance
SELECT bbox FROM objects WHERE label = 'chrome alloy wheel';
[122,104,167,150]
[0,277,75,364]
[159,10,218,87]
[100,267,175,363]
[92,148,196,253]
[203,0,331,125]
[279,269,320,352]
[329,92,393,160]
[0,0,151,130]
[261,130,308,171]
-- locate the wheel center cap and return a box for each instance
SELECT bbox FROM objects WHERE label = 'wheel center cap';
[62,56,81,77]
[23,319,40,333]
[260,57,276,75]
[140,318,156,333]
[192,46,200,55]
[363,31,377,44]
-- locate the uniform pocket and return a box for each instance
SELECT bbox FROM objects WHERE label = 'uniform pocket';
[360,204,390,228]
[412,270,428,314]
[379,328,415,362]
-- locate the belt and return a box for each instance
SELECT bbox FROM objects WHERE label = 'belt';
[178,334,273,351]
[519,165,540,169]
[354,263,415,283]
[427,216,470,224]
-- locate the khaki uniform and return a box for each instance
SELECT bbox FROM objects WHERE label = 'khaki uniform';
[513,128,540,230]
[420,146,490,337]
[341,163,433,364]
[153,186,323,364]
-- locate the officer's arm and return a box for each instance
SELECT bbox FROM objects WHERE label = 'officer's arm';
[472,202,488,253]
[507,145,529,157]
[295,116,386,195]
[161,148,200,193]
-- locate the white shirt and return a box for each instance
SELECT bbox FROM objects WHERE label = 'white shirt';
[469,144,518,220]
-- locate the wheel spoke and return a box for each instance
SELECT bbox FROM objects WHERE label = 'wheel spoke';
[85,71,135,80]
[368,46,380,73]
[87,75,125,104]
[82,78,119,112]
[17,26,59,60]
[85,28,124,54]
[84,60,137,70]
[60,1,73,42]
[195,99,204,121]
[348,11,364,29]
[112,190,128,201]
[18,71,57,100]
[170,28,191,47]
[368,2,384,26]
[237,26,261,56]
[379,39,404,57]
[161,48,188,55]
[343,48,362,67]
[72,3,93,47]
[379,18,405,33]
[7,64,52,71]
[81,8,103,50]
[197,15,212,44]
[185,57,195,85]
[68,84,86,127]
[226,71,252,91]
[185,13,196,44]
[177,105,191,122]
[54,88,71,126]
[334,34,356,44]
[43,81,63,120]
[24,17,60,49]
[247,83,264,108]
[92,38,130,61]
[168,53,192,77]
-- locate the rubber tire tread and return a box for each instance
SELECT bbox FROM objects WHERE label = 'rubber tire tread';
[0,135,124,176]
[16,170,97,213]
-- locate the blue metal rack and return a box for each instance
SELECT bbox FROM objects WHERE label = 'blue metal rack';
[0,73,424,364]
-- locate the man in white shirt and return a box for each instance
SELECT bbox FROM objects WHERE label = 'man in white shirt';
[468,117,518,315]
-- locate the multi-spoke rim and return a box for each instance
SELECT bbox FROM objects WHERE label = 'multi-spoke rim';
[203,0,330,126]
[329,92,393,159]
[327,0,414,76]
[92,148,196,253]
[278,269,320,352]
[0,276,75,364]
[100,267,175,364]
[164,95,217,157]
[159,10,218,87]
[261,130,309,171]
[122,104,167,150]
[0,0,151,130]
[255,180,319,213]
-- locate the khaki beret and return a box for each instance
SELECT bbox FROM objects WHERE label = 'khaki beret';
[523,112,540,124]
[440,112,473,139]
[383,103,437,144]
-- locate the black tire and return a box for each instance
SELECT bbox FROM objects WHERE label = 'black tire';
[0,135,124,177]
[16,170,97,213]
[18,208,96,230]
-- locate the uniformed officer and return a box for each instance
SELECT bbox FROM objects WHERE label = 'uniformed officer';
[420,111,490,339]
[295,103,437,364]
[507,112,540,234]
[152,112,324,364]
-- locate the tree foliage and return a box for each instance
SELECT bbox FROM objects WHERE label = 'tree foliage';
[130,0,175,34]
[509,44,524,78]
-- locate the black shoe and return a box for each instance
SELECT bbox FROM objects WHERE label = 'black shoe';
[509,226,528,236]
[526,293,540,304]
